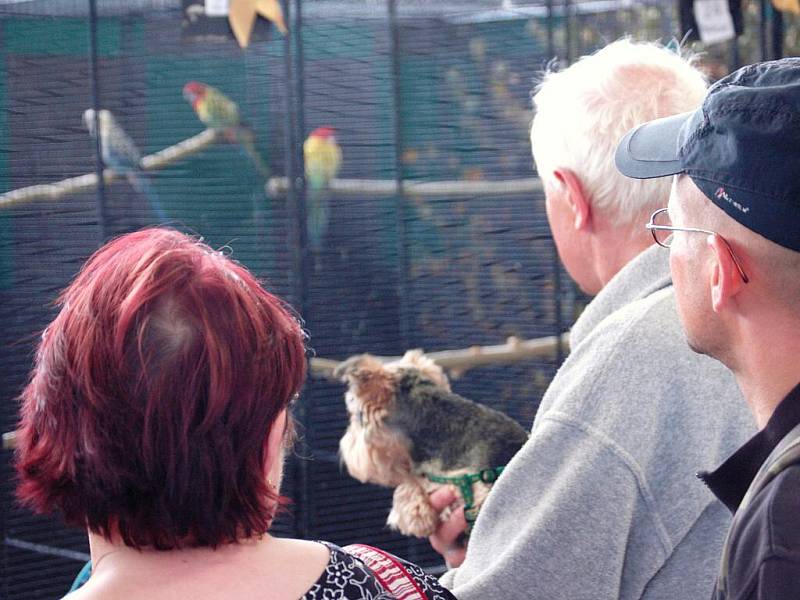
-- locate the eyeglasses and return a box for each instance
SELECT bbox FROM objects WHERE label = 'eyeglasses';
[646,208,749,284]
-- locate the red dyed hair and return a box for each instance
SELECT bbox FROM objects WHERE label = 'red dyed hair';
[15,228,307,549]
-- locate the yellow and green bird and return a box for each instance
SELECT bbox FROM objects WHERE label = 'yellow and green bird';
[183,81,270,179]
[303,126,342,250]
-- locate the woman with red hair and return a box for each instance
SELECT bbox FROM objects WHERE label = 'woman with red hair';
[14,228,452,600]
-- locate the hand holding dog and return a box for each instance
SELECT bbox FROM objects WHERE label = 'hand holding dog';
[428,487,468,568]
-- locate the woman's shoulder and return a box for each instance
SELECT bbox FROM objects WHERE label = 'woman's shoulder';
[64,539,452,600]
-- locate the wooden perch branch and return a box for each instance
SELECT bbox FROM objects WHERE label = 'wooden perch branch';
[311,332,570,380]
[1,131,542,207]
[266,176,543,198]
[140,128,221,170]
[2,333,570,449]
[0,129,221,209]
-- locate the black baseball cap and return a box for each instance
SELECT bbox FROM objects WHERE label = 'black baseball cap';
[615,58,800,252]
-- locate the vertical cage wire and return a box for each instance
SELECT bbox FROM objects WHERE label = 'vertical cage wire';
[88,0,107,242]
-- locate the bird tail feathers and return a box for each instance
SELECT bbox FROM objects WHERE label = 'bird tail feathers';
[127,172,168,223]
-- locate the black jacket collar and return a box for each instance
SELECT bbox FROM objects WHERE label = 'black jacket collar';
[699,381,800,512]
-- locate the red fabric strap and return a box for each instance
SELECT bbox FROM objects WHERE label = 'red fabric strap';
[343,543,428,600]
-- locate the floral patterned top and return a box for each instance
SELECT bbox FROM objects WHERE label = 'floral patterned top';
[310,542,456,600]
[303,542,394,599]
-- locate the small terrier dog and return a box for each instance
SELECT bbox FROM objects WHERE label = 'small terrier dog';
[335,350,529,538]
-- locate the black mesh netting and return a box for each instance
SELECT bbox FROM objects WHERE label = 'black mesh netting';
[0,1,787,598]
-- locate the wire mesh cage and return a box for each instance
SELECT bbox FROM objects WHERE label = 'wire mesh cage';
[0,0,795,598]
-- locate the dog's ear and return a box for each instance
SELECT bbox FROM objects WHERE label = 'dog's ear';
[333,354,359,381]
[395,350,451,392]
[334,354,380,383]
[336,354,396,422]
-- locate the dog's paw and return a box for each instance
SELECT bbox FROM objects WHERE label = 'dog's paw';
[388,482,440,538]
[388,503,439,538]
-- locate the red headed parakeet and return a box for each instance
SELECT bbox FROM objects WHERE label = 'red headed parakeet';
[303,126,342,250]
[183,81,270,179]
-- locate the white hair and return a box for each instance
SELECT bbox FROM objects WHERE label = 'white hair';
[531,39,707,227]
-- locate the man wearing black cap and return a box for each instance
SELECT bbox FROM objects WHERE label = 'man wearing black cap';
[616,58,800,599]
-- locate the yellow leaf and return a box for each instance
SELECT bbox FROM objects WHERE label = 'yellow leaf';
[228,0,257,48]
[773,0,800,14]
[256,0,288,34]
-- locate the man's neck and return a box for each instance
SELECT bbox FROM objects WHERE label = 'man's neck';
[590,229,653,291]
[736,371,798,429]
[727,329,799,429]
[720,306,800,429]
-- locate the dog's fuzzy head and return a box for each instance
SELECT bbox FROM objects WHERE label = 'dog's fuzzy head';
[336,354,411,486]
[335,352,450,488]
[334,354,396,426]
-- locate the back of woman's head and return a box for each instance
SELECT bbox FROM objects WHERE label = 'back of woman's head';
[15,227,307,549]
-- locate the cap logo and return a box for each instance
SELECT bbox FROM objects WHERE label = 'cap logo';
[715,187,750,214]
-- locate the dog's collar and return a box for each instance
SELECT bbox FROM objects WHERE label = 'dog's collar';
[424,467,506,532]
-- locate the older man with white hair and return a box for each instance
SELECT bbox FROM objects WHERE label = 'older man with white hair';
[430,40,755,600]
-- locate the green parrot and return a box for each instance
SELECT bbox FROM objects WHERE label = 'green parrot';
[183,81,270,179]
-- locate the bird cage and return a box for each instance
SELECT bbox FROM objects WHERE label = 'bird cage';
[0,0,788,597]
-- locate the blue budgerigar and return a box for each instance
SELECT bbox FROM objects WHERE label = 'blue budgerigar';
[82,108,167,222]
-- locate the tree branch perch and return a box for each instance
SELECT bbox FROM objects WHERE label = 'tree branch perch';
[0,128,222,209]
[2,135,542,207]
[312,332,569,379]
[266,176,543,198]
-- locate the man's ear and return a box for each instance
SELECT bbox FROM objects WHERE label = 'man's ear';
[553,168,592,231]
[708,234,746,313]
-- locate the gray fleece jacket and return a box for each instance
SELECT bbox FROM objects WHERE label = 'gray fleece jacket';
[440,245,756,600]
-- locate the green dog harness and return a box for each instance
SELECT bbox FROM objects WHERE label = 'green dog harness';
[425,466,506,533]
